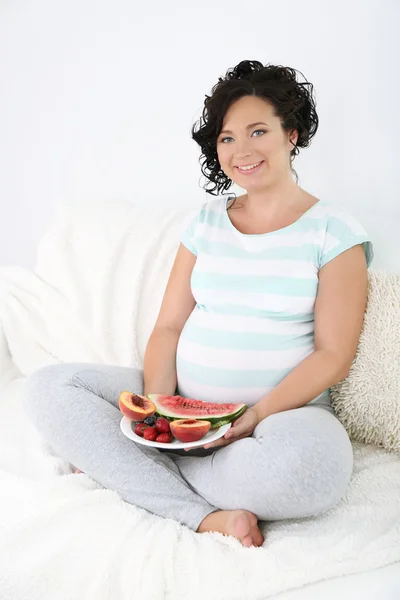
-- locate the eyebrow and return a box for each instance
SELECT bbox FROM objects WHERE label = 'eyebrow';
[219,121,270,135]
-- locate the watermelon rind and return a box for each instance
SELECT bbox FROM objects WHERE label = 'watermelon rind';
[148,394,248,425]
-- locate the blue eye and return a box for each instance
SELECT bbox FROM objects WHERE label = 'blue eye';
[220,129,266,143]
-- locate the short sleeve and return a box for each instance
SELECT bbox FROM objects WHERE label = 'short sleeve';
[319,208,374,269]
[180,204,204,256]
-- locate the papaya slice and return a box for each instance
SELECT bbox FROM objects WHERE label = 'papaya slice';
[119,391,156,421]
[169,419,211,442]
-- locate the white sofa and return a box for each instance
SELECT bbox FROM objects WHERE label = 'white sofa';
[0,199,399,600]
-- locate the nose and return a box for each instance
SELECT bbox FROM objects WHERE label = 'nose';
[233,139,254,160]
[234,150,253,163]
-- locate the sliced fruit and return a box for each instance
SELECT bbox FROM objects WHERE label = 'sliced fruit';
[119,391,156,421]
[147,394,247,428]
[169,419,211,442]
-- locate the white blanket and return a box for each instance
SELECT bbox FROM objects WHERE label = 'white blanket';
[0,201,399,600]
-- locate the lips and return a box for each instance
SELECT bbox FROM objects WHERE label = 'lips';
[235,160,265,174]
[236,161,262,168]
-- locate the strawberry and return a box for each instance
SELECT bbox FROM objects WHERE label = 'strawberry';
[134,423,149,437]
[156,432,172,443]
[155,418,171,433]
[143,426,158,441]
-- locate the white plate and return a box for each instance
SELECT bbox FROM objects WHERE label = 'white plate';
[120,416,231,449]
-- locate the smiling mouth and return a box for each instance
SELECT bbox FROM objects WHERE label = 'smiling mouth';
[235,160,265,174]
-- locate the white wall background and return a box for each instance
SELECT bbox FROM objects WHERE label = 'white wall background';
[1,0,398,270]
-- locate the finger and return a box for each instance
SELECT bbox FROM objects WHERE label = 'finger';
[225,428,240,439]
[203,425,244,449]
[204,438,230,449]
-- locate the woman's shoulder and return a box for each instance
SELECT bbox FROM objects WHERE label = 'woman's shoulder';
[317,200,369,234]
[316,201,374,268]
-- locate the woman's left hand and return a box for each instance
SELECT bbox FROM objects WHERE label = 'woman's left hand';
[184,407,260,450]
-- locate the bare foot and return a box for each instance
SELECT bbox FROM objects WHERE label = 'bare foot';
[197,509,264,547]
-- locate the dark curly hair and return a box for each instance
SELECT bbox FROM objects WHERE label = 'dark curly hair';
[191,59,319,200]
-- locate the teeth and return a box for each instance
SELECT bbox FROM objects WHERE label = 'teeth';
[238,161,262,171]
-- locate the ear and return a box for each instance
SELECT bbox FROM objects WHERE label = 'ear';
[288,129,298,148]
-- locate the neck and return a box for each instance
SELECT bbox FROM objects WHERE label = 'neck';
[244,180,303,216]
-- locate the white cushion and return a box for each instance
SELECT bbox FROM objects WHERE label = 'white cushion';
[330,270,400,452]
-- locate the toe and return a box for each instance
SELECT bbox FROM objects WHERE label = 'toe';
[252,526,265,547]
[242,534,253,547]
[235,513,251,539]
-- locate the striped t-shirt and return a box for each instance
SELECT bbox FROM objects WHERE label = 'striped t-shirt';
[175,196,374,409]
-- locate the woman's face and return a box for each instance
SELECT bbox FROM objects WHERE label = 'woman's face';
[216,95,298,190]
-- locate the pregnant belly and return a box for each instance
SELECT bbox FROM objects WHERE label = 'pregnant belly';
[176,331,314,406]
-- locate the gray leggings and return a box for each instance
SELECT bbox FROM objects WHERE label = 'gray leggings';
[22,362,354,532]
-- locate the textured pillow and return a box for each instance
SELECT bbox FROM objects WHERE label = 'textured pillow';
[330,269,400,452]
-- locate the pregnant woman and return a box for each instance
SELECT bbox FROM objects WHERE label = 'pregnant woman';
[23,59,373,548]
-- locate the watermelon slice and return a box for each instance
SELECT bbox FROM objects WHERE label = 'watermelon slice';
[146,394,248,428]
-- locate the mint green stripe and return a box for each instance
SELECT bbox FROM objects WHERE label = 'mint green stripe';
[192,272,318,296]
[182,322,314,351]
[203,209,240,230]
[327,216,362,239]
[177,355,291,387]
[194,304,314,320]
[198,207,206,223]
[196,239,320,261]
[321,238,373,269]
